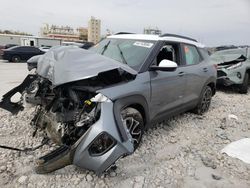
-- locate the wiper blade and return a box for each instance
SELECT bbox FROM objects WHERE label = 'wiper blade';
[117,44,128,65]
[101,41,111,55]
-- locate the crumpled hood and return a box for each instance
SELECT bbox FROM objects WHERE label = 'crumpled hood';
[36,46,137,86]
[211,48,247,65]
[211,54,246,64]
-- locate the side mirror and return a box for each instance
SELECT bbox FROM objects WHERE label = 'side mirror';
[150,59,178,71]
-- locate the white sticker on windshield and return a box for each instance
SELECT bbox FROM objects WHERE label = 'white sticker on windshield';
[133,41,153,48]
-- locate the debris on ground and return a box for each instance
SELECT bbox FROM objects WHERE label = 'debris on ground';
[0,91,250,187]
[221,138,250,164]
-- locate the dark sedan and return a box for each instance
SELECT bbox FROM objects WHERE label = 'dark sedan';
[2,46,45,62]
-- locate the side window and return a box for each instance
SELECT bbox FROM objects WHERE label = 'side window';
[183,44,201,65]
[18,47,29,52]
[27,47,39,52]
[156,43,180,66]
[32,47,40,53]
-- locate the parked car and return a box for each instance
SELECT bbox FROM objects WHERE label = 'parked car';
[2,46,45,62]
[0,44,18,56]
[211,47,250,93]
[0,45,4,56]
[0,33,216,175]
[4,44,18,49]
[62,41,94,49]
[39,46,51,52]
[80,42,94,49]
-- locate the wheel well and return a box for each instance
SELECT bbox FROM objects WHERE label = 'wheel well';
[207,82,216,95]
[246,69,250,75]
[127,103,146,124]
[246,69,250,83]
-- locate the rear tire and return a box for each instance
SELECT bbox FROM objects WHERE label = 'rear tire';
[121,107,144,151]
[239,73,249,94]
[193,86,212,115]
[11,55,21,63]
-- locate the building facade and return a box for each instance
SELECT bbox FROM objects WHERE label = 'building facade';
[77,27,88,41]
[0,34,62,47]
[88,17,101,44]
[143,27,162,35]
[40,24,85,42]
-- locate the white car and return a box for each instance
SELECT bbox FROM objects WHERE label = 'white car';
[39,46,51,52]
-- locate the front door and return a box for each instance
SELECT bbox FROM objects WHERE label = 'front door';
[149,42,187,118]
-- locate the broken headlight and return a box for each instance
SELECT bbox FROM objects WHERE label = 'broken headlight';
[89,132,116,156]
[226,62,242,70]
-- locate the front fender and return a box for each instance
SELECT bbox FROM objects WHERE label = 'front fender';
[113,95,150,141]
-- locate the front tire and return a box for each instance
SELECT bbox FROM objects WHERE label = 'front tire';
[193,86,212,115]
[239,72,249,94]
[121,107,144,151]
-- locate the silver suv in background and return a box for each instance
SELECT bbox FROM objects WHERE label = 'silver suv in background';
[0,33,217,175]
[211,47,250,93]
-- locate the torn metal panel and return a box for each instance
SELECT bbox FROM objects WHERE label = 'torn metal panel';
[0,74,37,114]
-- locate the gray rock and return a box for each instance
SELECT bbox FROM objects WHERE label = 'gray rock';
[86,174,93,182]
[18,175,28,184]
[201,156,217,169]
[0,165,7,173]
[212,174,222,180]
[216,131,228,140]
[133,176,145,188]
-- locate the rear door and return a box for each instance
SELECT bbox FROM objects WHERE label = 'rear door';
[180,44,209,105]
[149,42,187,118]
[26,47,41,59]
[17,47,31,60]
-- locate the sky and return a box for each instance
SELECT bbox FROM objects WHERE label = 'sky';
[0,0,249,46]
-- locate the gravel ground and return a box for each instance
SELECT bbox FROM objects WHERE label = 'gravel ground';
[0,89,249,188]
[0,62,250,187]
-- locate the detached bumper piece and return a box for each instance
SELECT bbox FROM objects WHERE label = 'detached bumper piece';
[35,145,74,174]
[0,74,37,114]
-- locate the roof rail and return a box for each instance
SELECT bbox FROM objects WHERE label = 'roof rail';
[160,33,197,42]
[114,32,135,35]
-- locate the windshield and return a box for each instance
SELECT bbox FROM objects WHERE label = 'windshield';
[89,38,156,70]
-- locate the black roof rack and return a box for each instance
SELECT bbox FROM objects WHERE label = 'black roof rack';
[114,32,135,35]
[159,33,197,42]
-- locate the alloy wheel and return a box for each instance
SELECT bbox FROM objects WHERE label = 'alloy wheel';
[121,107,143,150]
[200,87,212,114]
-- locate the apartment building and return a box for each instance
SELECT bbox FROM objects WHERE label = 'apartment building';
[143,27,162,35]
[88,16,101,44]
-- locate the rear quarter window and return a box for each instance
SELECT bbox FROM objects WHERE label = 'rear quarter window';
[183,44,201,65]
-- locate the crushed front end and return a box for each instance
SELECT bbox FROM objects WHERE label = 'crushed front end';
[217,61,246,86]
[211,49,248,86]
[0,46,136,175]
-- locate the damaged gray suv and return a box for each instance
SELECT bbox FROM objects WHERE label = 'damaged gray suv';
[0,33,216,175]
[211,47,250,93]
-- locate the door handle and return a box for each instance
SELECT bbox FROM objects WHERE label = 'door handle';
[178,72,185,77]
[203,68,208,72]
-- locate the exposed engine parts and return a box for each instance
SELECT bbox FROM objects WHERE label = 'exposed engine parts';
[26,77,101,146]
